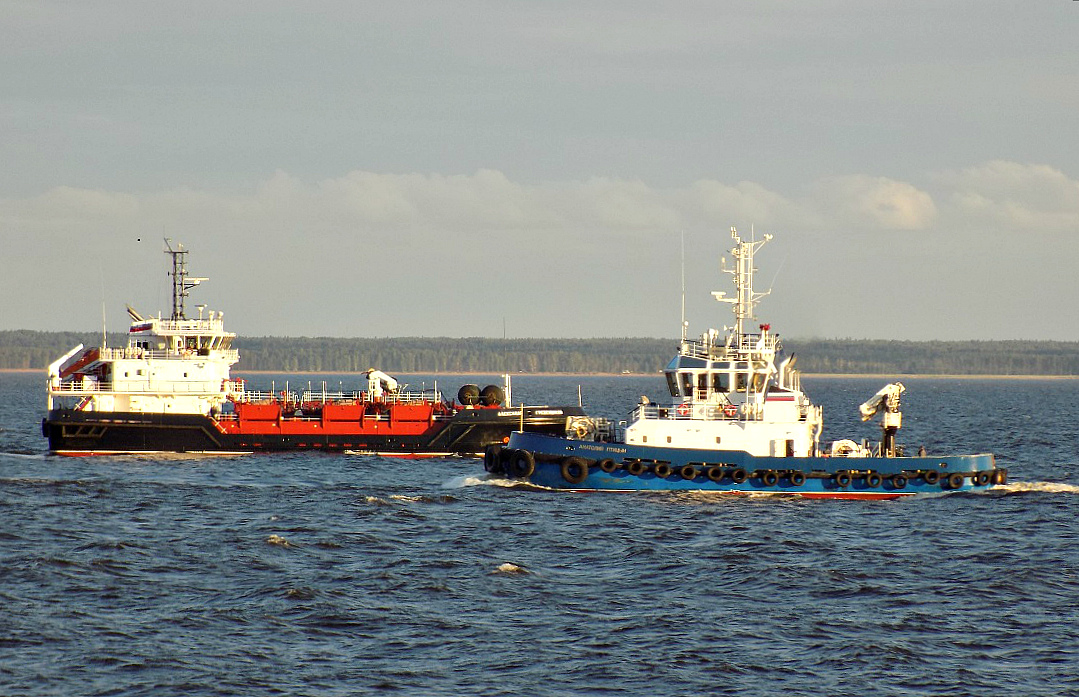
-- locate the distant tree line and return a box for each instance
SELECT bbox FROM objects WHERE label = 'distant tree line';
[3,330,1079,376]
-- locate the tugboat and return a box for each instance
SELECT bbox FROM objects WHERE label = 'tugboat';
[489,227,1004,499]
[42,241,587,456]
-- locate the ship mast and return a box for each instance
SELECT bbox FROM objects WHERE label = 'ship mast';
[712,226,772,337]
[164,239,207,320]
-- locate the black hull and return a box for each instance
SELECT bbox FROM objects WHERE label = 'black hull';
[43,406,587,456]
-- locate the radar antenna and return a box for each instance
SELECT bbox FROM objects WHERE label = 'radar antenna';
[164,239,208,320]
[711,226,772,337]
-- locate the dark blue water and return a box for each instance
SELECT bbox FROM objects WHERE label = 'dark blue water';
[2,371,1078,696]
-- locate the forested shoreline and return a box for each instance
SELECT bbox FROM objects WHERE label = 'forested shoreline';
[3,330,1079,376]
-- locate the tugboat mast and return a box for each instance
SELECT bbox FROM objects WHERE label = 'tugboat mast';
[164,238,207,320]
[713,226,772,337]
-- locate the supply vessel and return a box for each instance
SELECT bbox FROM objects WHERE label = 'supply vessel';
[43,241,586,456]
[489,227,1004,498]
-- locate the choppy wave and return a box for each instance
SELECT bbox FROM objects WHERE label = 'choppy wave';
[2,373,1078,696]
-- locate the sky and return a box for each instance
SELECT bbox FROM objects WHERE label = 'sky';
[2,1,1078,341]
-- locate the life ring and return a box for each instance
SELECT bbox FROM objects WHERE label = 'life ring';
[834,471,852,487]
[676,403,691,417]
[730,468,747,484]
[560,457,589,485]
[789,471,806,487]
[891,474,908,490]
[946,472,966,489]
[597,458,618,473]
[922,470,940,485]
[706,466,724,482]
[511,450,535,478]
[866,472,882,488]
[653,463,673,479]
[679,465,698,481]
[722,404,737,418]
[483,444,503,474]
[761,470,778,486]
[627,461,646,476]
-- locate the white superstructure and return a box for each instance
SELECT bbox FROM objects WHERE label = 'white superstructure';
[47,240,240,416]
[623,227,824,457]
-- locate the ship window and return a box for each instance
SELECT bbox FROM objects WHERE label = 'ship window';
[697,373,708,396]
[680,373,693,395]
[712,373,730,393]
[666,436,672,443]
[137,369,143,376]
[643,436,648,443]
[735,372,747,391]
[665,373,678,397]
[716,436,721,444]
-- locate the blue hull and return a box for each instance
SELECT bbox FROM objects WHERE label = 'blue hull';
[497,432,1002,499]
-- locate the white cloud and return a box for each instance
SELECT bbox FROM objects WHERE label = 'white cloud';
[935,161,1079,234]
[3,162,1077,339]
[810,175,938,231]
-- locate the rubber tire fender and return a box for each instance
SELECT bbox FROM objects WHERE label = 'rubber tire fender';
[679,465,699,481]
[484,444,503,474]
[626,461,646,476]
[891,474,908,490]
[789,471,806,487]
[653,463,673,479]
[706,466,724,482]
[511,449,535,478]
[597,458,618,473]
[834,471,852,487]
[946,472,966,489]
[560,457,589,485]
[730,468,748,484]
[923,470,940,485]
[866,472,882,488]
[760,470,779,486]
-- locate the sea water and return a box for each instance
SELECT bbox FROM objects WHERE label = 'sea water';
[1,372,1077,696]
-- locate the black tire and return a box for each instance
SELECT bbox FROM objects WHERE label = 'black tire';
[761,470,778,486]
[891,474,908,490]
[789,471,806,487]
[834,471,852,487]
[653,463,672,479]
[975,472,990,486]
[480,384,505,406]
[946,472,965,489]
[483,444,503,474]
[923,470,940,485]
[730,468,747,484]
[866,472,882,488]
[991,469,1007,485]
[510,450,535,478]
[597,458,618,473]
[560,457,589,485]
[679,465,698,481]
[706,466,724,482]
[457,384,481,406]
[627,461,645,476]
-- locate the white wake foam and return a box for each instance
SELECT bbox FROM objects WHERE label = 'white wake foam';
[994,481,1079,495]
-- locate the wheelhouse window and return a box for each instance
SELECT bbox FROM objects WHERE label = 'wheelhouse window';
[680,373,693,396]
[665,373,678,397]
[712,372,730,393]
